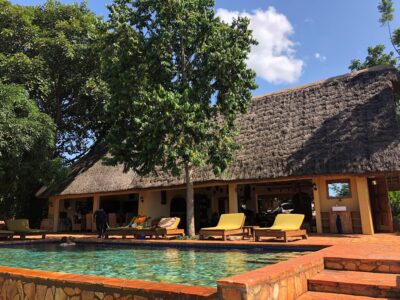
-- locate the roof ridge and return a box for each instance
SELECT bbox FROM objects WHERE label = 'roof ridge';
[252,65,397,100]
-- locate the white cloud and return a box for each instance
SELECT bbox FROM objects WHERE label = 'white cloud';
[314,52,327,62]
[216,7,304,84]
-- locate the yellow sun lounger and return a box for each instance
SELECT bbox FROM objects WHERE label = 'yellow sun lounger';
[254,214,307,242]
[199,213,245,241]
[6,219,47,239]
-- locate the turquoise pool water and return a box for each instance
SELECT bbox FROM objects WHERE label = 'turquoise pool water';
[0,244,311,287]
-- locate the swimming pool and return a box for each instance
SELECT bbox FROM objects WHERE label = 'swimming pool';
[0,243,311,287]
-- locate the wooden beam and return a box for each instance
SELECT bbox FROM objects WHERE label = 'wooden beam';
[312,177,323,234]
[228,183,238,213]
[356,176,374,235]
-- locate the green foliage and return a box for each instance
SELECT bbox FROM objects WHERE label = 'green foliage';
[104,0,257,177]
[329,183,350,198]
[0,83,64,218]
[349,45,398,71]
[103,0,257,235]
[393,28,400,46]
[0,0,109,161]
[389,191,400,216]
[378,0,394,25]
[349,1,400,71]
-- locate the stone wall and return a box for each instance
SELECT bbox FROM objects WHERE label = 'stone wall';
[325,257,400,274]
[0,266,217,300]
[217,251,326,300]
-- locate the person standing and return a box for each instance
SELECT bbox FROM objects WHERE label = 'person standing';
[93,208,107,238]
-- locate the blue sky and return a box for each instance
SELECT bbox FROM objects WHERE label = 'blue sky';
[11,0,398,96]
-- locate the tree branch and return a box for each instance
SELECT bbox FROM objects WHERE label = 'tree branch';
[387,22,400,56]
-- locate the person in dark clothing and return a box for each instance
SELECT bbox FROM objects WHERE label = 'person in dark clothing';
[93,208,107,238]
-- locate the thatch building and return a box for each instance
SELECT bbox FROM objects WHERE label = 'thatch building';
[38,66,400,235]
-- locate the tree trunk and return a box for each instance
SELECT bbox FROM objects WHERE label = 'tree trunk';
[185,164,195,236]
[54,78,62,158]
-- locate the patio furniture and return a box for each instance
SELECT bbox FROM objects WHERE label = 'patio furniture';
[5,219,47,239]
[253,214,308,242]
[124,213,135,226]
[0,230,13,240]
[133,217,184,239]
[199,213,246,241]
[104,216,149,238]
[242,225,260,239]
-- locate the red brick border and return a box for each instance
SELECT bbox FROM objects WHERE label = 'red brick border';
[0,266,217,300]
[217,250,328,300]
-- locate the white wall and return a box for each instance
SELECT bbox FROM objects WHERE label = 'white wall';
[138,190,169,218]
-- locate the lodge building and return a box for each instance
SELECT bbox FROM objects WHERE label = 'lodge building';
[37,66,400,235]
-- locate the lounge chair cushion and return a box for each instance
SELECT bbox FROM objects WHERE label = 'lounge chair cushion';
[140,218,153,229]
[158,217,178,229]
[125,216,137,227]
[134,216,147,225]
[201,213,245,231]
[6,219,46,233]
[128,216,148,228]
[167,217,181,230]
[106,216,151,231]
[6,219,30,232]
[258,214,305,231]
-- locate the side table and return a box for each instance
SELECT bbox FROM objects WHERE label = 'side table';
[242,225,260,239]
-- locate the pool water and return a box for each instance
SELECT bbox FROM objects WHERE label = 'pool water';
[0,244,311,287]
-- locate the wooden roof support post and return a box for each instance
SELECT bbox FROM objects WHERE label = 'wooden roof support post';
[356,176,375,235]
[92,195,100,232]
[228,183,239,213]
[138,191,146,216]
[312,177,323,234]
[51,196,60,232]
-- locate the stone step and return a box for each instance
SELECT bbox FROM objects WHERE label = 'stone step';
[325,257,400,274]
[297,291,396,300]
[308,270,400,298]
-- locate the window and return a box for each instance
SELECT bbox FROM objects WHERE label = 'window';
[327,179,351,199]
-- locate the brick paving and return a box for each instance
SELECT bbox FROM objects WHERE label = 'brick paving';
[297,291,396,300]
[0,232,399,299]
[25,232,400,245]
[309,270,400,298]
[310,269,399,289]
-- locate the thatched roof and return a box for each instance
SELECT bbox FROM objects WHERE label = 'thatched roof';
[39,66,400,197]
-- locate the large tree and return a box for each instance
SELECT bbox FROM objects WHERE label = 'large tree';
[0,83,59,218]
[349,0,399,71]
[0,0,109,162]
[104,0,257,236]
[349,44,397,71]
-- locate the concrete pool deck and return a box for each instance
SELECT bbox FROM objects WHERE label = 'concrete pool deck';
[0,233,399,299]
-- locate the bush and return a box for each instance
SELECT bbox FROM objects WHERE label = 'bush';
[389,191,400,217]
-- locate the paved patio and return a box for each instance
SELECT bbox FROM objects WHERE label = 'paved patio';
[0,232,399,299]
[36,232,400,245]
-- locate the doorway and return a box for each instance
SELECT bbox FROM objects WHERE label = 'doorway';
[170,197,186,230]
[254,180,315,231]
[194,194,211,231]
[100,194,139,226]
[368,177,393,232]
